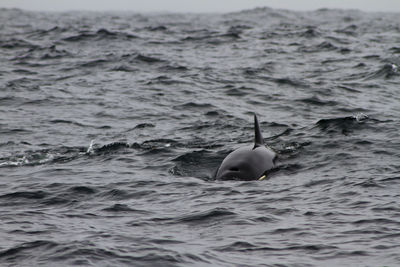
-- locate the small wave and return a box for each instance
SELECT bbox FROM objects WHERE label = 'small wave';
[0,188,88,207]
[79,58,107,68]
[110,64,138,72]
[0,146,86,168]
[133,123,155,129]
[27,26,67,37]
[158,63,188,72]
[69,186,97,195]
[0,190,48,200]
[315,250,370,260]
[5,77,40,91]
[337,85,361,93]
[102,204,150,214]
[0,141,16,148]
[92,142,130,154]
[175,207,236,224]
[315,113,369,135]
[343,62,399,81]
[101,189,157,201]
[141,138,179,149]
[269,77,307,88]
[335,24,358,36]
[354,178,384,188]
[221,30,241,39]
[62,32,92,42]
[272,227,303,234]
[146,25,168,31]
[224,85,255,97]
[299,27,321,38]
[39,45,72,60]
[173,102,215,111]
[40,196,70,206]
[297,95,339,106]
[364,63,399,80]
[12,69,37,75]
[181,29,242,44]
[145,75,189,85]
[135,54,164,63]
[47,244,143,265]
[181,29,216,42]
[303,178,337,188]
[0,96,22,106]
[299,41,339,53]
[63,28,137,42]
[49,119,85,127]
[214,241,257,252]
[352,218,400,226]
[272,163,304,176]
[315,41,338,51]
[99,189,130,200]
[0,38,38,49]
[171,149,220,179]
[0,152,54,168]
[215,241,336,252]
[390,47,400,54]
[0,240,58,261]
[173,150,210,164]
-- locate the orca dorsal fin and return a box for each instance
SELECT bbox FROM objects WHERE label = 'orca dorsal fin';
[253,114,264,149]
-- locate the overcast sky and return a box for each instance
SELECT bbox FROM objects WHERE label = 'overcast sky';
[1,0,400,13]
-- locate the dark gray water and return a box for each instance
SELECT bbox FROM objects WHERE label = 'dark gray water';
[1,7,400,266]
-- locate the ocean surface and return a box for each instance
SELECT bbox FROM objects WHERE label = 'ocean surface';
[1,7,400,266]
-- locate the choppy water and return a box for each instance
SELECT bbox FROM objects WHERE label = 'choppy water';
[1,7,400,266]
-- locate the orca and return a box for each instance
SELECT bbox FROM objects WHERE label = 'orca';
[214,114,276,181]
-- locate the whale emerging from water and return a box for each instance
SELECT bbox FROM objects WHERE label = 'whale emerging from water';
[214,114,276,181]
